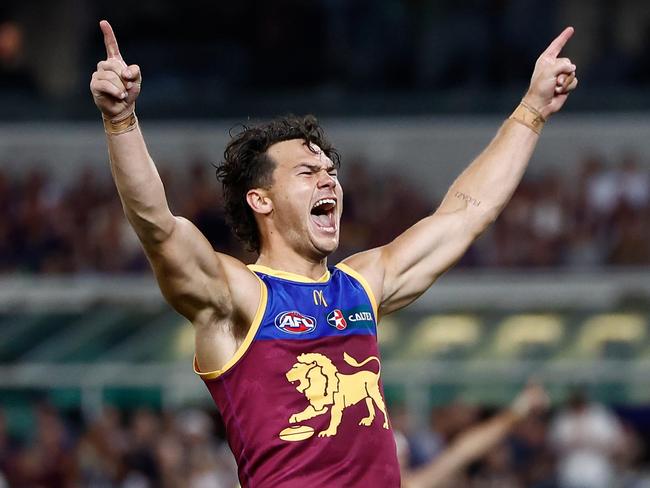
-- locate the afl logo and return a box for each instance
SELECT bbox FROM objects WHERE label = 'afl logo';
[327,309,348,330]
[275,311,317,334]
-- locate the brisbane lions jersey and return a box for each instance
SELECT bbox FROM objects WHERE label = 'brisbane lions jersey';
[194,263,400,487]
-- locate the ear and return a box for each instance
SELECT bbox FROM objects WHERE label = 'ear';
[246,188,273,215]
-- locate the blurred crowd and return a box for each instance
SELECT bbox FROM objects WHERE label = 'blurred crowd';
[0,404,238,488]
[393,390,649,488]
[467,152,650,268]
[0,391,648,488]
[0,151,648,275]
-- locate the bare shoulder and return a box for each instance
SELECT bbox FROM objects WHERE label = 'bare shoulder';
[147,217,258,322]
[339,247,386,308]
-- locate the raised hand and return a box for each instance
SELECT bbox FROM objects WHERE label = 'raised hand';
[524,27,578,119]
[90,20,142,120]
[511,382,550,418]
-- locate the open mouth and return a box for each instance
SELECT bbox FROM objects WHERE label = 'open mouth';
[287,375,308,392]
[310,198,337,234]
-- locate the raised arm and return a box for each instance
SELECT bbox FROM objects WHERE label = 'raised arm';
[90,21,259,370]
[403,384,549,488]
[343,28,578,316]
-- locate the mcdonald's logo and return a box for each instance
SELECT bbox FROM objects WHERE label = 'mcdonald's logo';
[313,290,328,307]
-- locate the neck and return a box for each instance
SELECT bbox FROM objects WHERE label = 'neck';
[256,247,328,281]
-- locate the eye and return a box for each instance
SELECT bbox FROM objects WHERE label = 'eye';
[328,170,338,178]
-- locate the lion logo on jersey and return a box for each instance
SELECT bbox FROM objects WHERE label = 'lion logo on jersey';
[284,352,389,438]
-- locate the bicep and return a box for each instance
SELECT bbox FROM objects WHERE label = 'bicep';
[380,210,476,314]
[144,216,233,320]
[342,210,477,317]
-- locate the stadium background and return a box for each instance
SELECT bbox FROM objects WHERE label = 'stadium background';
[1,0,650,486]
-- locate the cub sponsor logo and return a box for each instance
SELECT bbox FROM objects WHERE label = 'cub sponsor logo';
[327,309,348,330]
[275,311,317,334]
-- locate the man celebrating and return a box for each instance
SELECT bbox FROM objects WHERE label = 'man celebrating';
[90,20,577,487]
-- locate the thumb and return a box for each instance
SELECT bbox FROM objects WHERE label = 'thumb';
[122,64,141,82]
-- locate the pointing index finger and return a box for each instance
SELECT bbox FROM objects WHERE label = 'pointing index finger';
[542,26,574,58]
[100,20,122,60]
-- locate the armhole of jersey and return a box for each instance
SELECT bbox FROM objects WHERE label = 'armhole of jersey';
[335,262,379,320]
[193,274,268,381]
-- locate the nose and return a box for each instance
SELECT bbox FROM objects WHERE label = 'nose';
[316,169,336,189]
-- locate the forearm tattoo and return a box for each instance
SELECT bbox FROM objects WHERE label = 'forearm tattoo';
[454,191,481,207]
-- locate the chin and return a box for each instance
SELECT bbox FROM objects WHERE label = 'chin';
[318,241,339,257]
[306,221,340,258]
[309,235,339,258]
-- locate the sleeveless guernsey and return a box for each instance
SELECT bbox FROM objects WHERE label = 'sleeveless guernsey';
[194,263,400,487]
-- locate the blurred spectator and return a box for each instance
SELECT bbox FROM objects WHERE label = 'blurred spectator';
[8,404,76,487]
[77,407,128,485]
[406,405,446,469]
[471,443,520,488]
[122,408,160,484]
[174,409,238,488]
[608,202,650,265]
[549,388,626,488]
[511,414,556,487]
[619,154,650,210]
[583,155,620,220]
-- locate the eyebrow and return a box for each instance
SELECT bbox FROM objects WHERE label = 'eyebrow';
[294,162,337,172]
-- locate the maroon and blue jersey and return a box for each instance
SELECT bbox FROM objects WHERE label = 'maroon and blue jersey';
[194,263,400,487]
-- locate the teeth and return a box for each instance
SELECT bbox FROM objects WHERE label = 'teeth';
[312,198,336,210]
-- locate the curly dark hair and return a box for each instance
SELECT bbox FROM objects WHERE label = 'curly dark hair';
[216,114,341,253]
